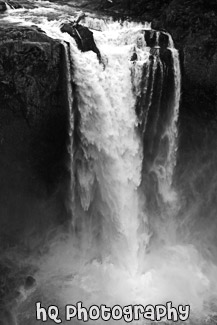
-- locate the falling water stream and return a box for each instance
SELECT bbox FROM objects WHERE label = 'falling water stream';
[1,2,217,324]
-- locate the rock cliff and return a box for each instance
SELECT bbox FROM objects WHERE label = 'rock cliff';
[0,25,70,247]
[107,0,217,219]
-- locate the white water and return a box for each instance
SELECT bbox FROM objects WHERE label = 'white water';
[2,5,217,324]
[5,2,13,10]
[150,33,181,204]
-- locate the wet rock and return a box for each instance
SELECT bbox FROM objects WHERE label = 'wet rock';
[159,47,172,65]
[144,30,156,48]
[60,23,101,61]
[144,30,168,49]
[130,52,138,61]
[0,1,6,12]
[158,32,169,49]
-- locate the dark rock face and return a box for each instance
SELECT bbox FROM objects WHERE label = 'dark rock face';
[0,1,6,12]
[143,30,169,49]
[61,23,101,61]
[0,25,71,247]
[144,30,157,48]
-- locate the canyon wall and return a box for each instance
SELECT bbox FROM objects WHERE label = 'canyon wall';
[0,25,70,247]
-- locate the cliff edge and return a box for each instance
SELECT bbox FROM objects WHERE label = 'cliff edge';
[0,25,70,246]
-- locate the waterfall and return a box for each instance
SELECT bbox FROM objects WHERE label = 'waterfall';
[4,6,217,323]
[57,19,182,273]
[36,17,185,306]
[43,16,184,298]
[70,21,149,272]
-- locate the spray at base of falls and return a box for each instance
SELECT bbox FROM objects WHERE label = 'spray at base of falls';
[3,7,217,323]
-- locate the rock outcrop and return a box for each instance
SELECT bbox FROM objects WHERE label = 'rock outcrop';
[60,23,102,62]
[0,1,6,12]
[0,25,71,247]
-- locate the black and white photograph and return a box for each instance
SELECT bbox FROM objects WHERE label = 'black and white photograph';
[0,0,217,324]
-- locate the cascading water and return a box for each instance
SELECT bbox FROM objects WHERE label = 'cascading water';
[2,4,217,324]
